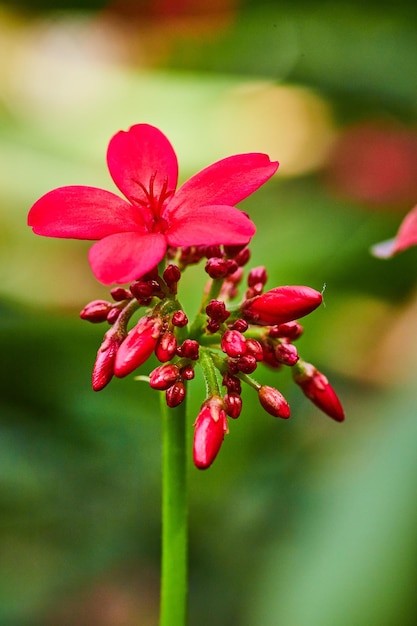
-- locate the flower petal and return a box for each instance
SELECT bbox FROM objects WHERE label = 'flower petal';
[88,232,167,284]
[373,204,417,259]
[165,153,278,219]
[166,205,256,247]
[28,186,144,239]
[107,124,178,207]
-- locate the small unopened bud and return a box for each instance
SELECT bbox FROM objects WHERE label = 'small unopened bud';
[130,280,161,301]
[163,264,181,292]
[166,381,186,407]
[114,316,162,377]
[224,392,242,419]
[110,287,132,301]
[275,342,299,366]
[106,305,123,324]
[92,327,124,391]
[207,319,221,333]
[193,397,228,469]
[261,342,283,369]
[80,300,112,323]
[247,266,267,287]
[172,311,188,327]
[258,385,290,419]
[237,354,258,374]
[181,365,195,381]
[222,372,242,394]
[206,299,230,323]
[205,257,229,279]
[269,321,304,340]
[177,339,199,360]
[242,286,322,326]
[230,319,248,333]
[293,362,345,422]
[155,331,178,362]
[221,330,247,358]
[149,364,180,390]
[245,338,264,361]
[233,247,251,267]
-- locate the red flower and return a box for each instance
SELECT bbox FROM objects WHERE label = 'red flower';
[28,124,278,284]
[371,204,417,258]
[242,285,322,326]
[193,397,228,469]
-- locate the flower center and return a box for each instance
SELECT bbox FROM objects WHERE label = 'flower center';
[130,171,174,233]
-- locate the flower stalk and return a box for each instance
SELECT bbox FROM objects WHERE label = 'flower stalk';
[160,392,188,626]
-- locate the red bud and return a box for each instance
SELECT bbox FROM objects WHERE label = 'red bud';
[149,364,180,390]
[258,385,290,419]
[221,330,247,358]
[80,300,112,323]
[92,327,124,391]
[114,316,162,377]
[193,397,228,469]
[242,286,322,326]
[293,362,345,422]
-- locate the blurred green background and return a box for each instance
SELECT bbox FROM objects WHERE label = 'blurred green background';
[1,0,417,624]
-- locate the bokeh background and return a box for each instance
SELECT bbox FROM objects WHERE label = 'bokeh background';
[1,0,417,624]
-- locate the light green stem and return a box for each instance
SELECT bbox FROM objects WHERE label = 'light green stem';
[159,393,188,626]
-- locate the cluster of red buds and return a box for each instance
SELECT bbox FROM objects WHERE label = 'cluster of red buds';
[81,244,344,469]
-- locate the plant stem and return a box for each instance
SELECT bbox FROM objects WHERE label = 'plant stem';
[159,392,188,626]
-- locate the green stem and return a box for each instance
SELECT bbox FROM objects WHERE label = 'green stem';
[159,392,188,626]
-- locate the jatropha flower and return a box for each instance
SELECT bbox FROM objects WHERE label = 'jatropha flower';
[28,123,278,285]
[28,122,345,470]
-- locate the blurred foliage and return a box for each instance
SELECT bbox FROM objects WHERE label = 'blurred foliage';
[1,0,417,625]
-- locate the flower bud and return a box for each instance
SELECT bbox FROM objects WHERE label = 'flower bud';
[230,319,248,333]
[166,381,186,407]
[205,257,229,279]
[247,266,267,288]
[221,330,247,358]
[110,287,132,301]
[222,372,242,394]
[293,362,345,422]
[274,342,299,366]
[258,385,290,419]
[237,354,258,374]
[224,392,242,419]
[193,397,228,469]
[206,299,230,323]
[242,286,322,326]
[176,339,199,360]
[269,321,304,340]
[245,338,264,361]
[181,365,195,381]
[80,300,112,323]
[92,327,124,391]
[155,331,178,362]
[106,305,123,324]
[149,364,180,390]
[114,316,162,377]
[171,311,188,327]
[163,264,181,292]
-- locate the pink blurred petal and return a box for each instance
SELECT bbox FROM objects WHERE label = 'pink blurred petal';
[107,124,178,207]
[370,238,396,259]
[165,153,278,219]
[88,232,167,284]
[392,204,417,254]
[166,205,256,247]
[28,186,145,239]
[371,205,417,258]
